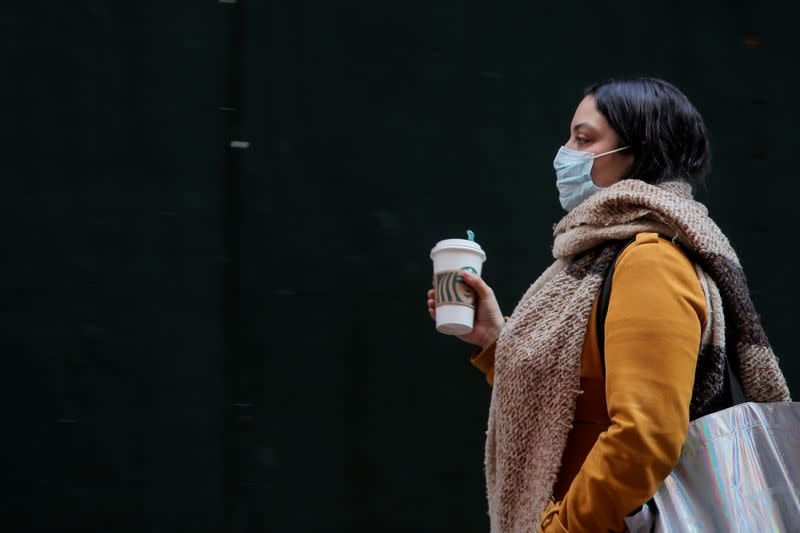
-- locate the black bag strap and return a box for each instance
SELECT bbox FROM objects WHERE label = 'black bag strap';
[596,237,636,374]
[726,344,747,406]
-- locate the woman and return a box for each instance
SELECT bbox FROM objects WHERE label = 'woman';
[425,77,791,532]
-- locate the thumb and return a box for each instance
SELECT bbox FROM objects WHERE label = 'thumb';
[460,270,492,298]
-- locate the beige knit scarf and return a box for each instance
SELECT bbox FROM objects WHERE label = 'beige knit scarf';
[484,179,791,532]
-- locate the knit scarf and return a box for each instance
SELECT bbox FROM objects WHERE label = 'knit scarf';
[484,179,791,532]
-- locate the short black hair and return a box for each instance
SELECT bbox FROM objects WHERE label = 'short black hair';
[585,77,711,189]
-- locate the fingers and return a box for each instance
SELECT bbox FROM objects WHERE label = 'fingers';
[460,270,493,298]
[427,289,436,321]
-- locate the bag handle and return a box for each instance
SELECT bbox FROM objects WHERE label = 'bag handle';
[596,238,635,375]
[726,348,747,406]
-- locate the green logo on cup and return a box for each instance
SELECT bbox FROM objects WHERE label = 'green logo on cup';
[434,267,477,309]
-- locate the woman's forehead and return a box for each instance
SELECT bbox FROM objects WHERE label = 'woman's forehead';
[571,95,610,132]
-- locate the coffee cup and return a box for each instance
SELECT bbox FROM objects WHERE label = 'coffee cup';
[429,238,487,335]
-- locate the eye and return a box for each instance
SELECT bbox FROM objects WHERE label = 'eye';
[575,136,589,146]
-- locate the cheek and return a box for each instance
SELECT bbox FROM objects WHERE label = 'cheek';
[591,157,623,187]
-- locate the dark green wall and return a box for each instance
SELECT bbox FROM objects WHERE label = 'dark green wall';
[4,3,226,531]
[4,1,799,532]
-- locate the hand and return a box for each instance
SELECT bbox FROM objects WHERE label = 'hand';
[426,270,505,349]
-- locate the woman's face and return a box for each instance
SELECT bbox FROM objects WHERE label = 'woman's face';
[565,95,635,187]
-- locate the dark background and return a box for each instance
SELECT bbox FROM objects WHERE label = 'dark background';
[3,1,799,532]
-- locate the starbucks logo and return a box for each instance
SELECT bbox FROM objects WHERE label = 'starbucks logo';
[434,267,477,309]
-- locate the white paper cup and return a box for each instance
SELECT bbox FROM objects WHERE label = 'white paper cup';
[430,238,487,335]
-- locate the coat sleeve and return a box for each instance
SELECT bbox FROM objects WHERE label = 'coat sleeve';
[470,341,497,386]
[541,237,707,532]
[468,316,509,386]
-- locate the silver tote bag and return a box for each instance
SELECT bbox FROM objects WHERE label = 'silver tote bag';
[626,401,800,532]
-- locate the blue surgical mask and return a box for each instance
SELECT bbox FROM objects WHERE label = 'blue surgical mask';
[553,145,630,211]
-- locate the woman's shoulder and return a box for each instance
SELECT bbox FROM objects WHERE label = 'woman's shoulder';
[616,232,695,271]
[613,231,705,305]
[612,232,708,324]
[612,232,703,290]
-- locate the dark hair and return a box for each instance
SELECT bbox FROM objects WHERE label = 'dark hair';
[585,77,711,188]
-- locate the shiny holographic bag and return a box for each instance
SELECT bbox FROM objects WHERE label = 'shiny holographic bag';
[626,401,800,532]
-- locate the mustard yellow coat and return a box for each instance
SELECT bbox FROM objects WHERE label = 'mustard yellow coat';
[470,233,708,532]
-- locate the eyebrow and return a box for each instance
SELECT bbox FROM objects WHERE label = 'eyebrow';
[572,122,599,134]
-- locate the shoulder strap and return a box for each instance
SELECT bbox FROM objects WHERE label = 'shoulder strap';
[596,237,636,374]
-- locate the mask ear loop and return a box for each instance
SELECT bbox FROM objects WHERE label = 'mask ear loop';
[593,145,631,159]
